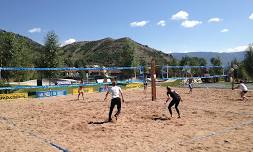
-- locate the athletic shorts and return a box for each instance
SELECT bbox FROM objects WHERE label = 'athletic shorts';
[168,99,180,108]
[110,97,121,110]
[243,91,248,94]
[78,89,84,93]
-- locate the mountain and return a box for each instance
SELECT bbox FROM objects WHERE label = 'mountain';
[0,29,43,67]
[0,29,173,68]
[0,29,43,49]
[0,29,45,81]
[171,51,246,65]
[62,37,173,67]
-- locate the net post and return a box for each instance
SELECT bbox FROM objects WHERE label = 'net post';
[151,59,156,101]
[141,66,145,83]
[232,70,234,90]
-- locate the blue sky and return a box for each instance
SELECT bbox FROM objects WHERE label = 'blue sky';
[1,0,253,53]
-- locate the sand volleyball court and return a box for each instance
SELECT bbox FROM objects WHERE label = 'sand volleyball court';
[0,87,252,152]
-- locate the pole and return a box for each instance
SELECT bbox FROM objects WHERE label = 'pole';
[151,59,156,101]
[232,75,234,90]
[167,65,169,79]
[231,68,234,90]
[142,66,145,83]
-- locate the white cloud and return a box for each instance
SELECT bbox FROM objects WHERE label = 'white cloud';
[181,20,202,28]
[221,29,229,32]
[130,21,149,27]
[208,17,222,23]
[28,27,41,33]
[226,45,248,52]
[157,20,166,27]
[61,38,76,46]
[249,13,253,20]
[171,10,189,20]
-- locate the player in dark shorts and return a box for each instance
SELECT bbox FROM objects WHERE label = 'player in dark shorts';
[104,81,124,122]
[144,80,147,90]
[143,79,148,93]
[165,87,182,118]
[188,77,193,94]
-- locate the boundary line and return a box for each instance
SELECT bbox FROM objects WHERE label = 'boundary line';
[0,116,69,152]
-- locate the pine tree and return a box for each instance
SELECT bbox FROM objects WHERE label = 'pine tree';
[37,32,63,81]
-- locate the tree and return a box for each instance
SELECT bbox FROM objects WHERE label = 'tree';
[74,59,87,79]
[179,56,191,66]
[168,58,178,66]
[210,56,222,82]
[210,56,222,75]
[0,33,15,80]
[0,32,35,81]
[229,58,248,82]
[0,32,15,67]
[37,32,63,81]
[179,56,207,66]
[179,56,207,77]
[243,44,253,79]
[210,56,221,66]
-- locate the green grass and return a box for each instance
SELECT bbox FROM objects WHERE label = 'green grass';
[160,80,182,88]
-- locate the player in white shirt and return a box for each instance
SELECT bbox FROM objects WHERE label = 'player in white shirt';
[104,81,124,122]
[234,80,248,101]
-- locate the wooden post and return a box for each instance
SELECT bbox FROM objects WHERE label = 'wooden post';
[232,79,234,90]
[151,59,156,101]
[231,68,234,90]
[166,65,169,79]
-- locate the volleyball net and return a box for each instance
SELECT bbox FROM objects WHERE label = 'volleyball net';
[161,65,227,80]
[0,66,145,91]
[160,65,233,89]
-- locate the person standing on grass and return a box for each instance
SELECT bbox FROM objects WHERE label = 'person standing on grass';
[165,87,182,118]
[104,81,124,122]
[78,80,84,100]
[234,80,248,101]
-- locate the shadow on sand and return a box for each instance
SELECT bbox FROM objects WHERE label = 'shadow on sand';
[88,120,111,124]
[151,116,170,121]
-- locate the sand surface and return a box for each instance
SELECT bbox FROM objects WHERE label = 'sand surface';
[0,87,253,152]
